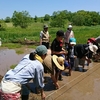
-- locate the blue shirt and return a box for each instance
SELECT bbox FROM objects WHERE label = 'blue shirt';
[4,54,44,89]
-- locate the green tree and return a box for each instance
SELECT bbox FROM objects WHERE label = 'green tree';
[5,17,11,23]
[12,11,31,28]
[44,14,50,21]
[50,11,67,27]
[50,14,65,27]
[90,11,100,25]
[34,15,38,22]
[72,14,85,26]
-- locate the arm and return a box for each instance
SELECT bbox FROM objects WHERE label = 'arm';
[51,40,67,55]
[34,65,46,99]
[40,31,43,45]
[52,50,67,55]
[40,38,42,45]
[72,31,74,37]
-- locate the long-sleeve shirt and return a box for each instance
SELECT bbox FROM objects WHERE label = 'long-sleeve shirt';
[64,30,74,43]
[74,44,93,59]
[3,54,44,89]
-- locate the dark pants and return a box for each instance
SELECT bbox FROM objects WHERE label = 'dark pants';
[21,95,29,100]
[70,58,74,69]
[42,42,49,49]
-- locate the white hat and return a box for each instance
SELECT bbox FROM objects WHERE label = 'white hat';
[68,25,72,28]
[89,45,98,54]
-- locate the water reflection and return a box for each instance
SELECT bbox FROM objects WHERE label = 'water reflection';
[0,48,32,76]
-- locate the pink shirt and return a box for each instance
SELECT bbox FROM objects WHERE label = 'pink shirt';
[64,30,74,43]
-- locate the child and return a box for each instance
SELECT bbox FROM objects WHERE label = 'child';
[43,55,65,89]
[51,30,70,80]
[67,38,77,75]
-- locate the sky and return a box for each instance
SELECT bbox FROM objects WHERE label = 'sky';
[0,0,100,19]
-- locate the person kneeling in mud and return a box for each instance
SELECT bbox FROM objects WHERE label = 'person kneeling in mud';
[43,55,65,89]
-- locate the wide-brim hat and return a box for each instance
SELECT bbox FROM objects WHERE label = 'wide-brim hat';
[43,55,64,73]
[89,45,98,54]
[52,55,64,70]
[43,55,53,73]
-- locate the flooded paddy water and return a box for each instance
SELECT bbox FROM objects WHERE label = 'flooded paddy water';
[0,47,100,100]
[0,47,33,76]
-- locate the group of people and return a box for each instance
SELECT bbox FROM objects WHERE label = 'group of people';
[0,24,99,100]
[40,24,98,77]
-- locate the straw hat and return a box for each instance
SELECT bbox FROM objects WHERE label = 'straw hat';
[52,55,64,70]
[89,45,98,54]
[43,55,64,73]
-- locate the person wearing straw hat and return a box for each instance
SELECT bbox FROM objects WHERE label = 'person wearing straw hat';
[0,45,47,100]
[74,44,98,71]
[43,55,65,89]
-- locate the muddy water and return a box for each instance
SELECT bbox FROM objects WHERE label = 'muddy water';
[0,48,33,76]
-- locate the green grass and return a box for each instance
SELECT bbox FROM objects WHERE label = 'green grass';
[16,50,24,54]
[2,43,22,49]
[10,64,17,69]
[0,22,100,48]
[74,25,100,44]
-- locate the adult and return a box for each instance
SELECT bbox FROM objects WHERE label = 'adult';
[40,24,50,49]
[64,24,74,50]
[74,44,98,71]
[43,55,65,89]
[87,37,98,46]
[0,45,47,100]
[87,36,100,61]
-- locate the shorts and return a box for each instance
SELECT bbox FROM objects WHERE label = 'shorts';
[64,60,69,68]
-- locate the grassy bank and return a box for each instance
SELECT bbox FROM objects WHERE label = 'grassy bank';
[0,22,100,49]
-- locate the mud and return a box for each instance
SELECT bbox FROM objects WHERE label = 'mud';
[0,48,100,100]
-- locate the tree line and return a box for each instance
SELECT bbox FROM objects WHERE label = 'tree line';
[0,10,100,29]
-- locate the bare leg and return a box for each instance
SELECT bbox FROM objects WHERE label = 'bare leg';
[51,74,59,89]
